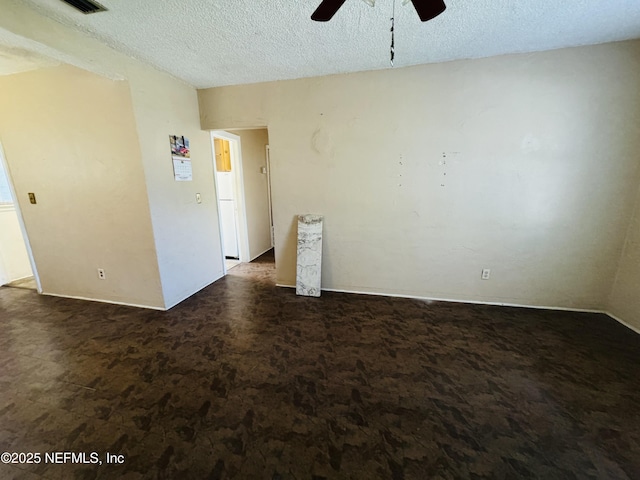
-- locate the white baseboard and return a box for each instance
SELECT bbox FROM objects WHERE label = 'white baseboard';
[42,292,166,311]
[603,311,640,335]
[275,284,640,336]
[277,284,602,313]
[329,287,609,313]
[1,274,35,287]
[10,274,33,282]
[40,284,640,336]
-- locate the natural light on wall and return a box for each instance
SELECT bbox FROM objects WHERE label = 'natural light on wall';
[0,159,13,205]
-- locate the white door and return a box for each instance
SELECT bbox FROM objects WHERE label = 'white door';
[217,171,234,201]
[216,172,239,258]
[266,145,275,247]
[219,200,239,258]
[212,131,250,264]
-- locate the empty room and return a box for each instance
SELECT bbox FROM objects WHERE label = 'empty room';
[1,0,639,479]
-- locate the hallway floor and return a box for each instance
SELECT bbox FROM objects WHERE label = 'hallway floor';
[224,258,241,271]
[1,250,639,479]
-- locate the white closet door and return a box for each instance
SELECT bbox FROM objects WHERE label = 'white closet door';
[219,200,239,258]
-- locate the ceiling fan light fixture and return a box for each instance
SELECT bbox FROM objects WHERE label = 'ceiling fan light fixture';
[312,0,446,23]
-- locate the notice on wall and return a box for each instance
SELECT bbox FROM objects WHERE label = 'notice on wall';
[170,135,192,181]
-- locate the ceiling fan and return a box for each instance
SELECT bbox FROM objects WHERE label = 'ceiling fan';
[311,0,446,22]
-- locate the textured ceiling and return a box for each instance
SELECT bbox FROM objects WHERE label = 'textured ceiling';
[20,0,640,88]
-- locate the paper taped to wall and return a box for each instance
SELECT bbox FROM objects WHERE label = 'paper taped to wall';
[170,135,192,181]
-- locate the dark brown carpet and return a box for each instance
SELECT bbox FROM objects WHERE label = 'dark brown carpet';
[1,250,639,479]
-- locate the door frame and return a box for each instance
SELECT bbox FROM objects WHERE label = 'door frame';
[265,145,275,247]
[210,131,250,268]
[0,142,42,292]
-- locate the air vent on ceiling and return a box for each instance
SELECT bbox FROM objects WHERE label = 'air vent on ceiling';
[59,0,108,14]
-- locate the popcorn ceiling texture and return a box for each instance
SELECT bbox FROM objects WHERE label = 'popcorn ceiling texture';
[21,0,640,88]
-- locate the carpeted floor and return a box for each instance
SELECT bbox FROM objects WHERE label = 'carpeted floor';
[225,259,241,271]
[1,249,639,479]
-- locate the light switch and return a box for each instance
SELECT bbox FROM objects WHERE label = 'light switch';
[260,167,267,174]
[28,193,36,204]
[196,193,202,204]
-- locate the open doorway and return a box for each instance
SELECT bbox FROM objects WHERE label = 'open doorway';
[212,131,246,272]
[0,143,40,291]
[211,129,274,274]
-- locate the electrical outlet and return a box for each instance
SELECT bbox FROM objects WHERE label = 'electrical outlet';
[97,268,106,280]
[481,268,491,280]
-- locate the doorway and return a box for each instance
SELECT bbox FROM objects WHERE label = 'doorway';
[214,136,240,261]
[266,145,275,248]
[212,131,248,272]
[0,143,40,291]
[210,129,274,274]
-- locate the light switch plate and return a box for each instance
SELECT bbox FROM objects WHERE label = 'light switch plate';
[196,193,202,204]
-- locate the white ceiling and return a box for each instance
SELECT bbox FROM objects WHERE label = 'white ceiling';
[20,0,640,88]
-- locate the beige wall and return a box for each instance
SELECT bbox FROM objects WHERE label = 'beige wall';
[128,68,223,309]
[199,40,640,311]
[3,0,639,320]
[608,184,640,332]
[0,0,224,309]
[228,129,272,260]
[0,65,164,307]
[0,206,32,285]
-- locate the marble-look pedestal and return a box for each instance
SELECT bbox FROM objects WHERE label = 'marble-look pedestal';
[296,214,323,297]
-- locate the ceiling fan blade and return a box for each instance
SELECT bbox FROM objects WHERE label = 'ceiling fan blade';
[311,0,348,21]
[410,0,446,22]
